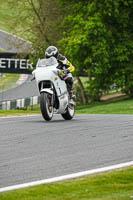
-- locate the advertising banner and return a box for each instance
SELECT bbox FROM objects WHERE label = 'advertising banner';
[0,52,34,74]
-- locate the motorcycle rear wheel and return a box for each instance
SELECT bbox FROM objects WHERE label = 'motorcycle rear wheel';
[61,104,75,120]
[40,92,53,121]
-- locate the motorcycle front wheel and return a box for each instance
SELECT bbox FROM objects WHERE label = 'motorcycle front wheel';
[61,104,75,120]
[40,92,53,121]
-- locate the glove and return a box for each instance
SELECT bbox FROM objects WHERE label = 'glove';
[62,68,69,74]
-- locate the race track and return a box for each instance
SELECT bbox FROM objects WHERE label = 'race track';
[0,77,39,101]
[0,29,31,53]
[0,114,133,188]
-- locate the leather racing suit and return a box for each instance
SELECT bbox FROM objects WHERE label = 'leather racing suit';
[57,54,75,98]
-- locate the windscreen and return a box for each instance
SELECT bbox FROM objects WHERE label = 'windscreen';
[37,57,58,67]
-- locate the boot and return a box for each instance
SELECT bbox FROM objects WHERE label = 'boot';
[68,85,76,100]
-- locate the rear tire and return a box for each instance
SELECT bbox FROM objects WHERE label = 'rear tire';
[61,104,75,120]
[40,92,53,121]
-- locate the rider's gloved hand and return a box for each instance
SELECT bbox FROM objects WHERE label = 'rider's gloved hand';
[62,68,69,74]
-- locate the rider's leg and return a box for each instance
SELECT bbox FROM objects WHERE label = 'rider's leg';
[63,73,75,99]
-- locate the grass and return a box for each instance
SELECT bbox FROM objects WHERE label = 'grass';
[0,0,30,40]
[76,96,133,114]
[0,99,133,199]
[0,0,16,32]
[1,3,133,200]
[0,47,5,52]
[80,76,89,88]
[0,167,133,200]
[1,96,133,116]
[0,74,20,92]
[0,109,40,117]
[0,0,21,92]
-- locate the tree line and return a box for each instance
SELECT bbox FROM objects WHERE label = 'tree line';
[8,0,133,104]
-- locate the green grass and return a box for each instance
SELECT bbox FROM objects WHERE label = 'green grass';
[0,0,16,32]
[0,167,133,200]
[76,97,133,114]
[0,3,133,200]
[0,47,5,52]
[0,0,29,38]
[80,76,89,88]
[0,109,40,117]
[0,98,133,199]
[0,74,20,92]
[0,108,40,116]
[1,96,133,116]
[0,0,21,92]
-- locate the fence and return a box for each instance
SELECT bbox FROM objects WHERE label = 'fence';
[0,96,40,110]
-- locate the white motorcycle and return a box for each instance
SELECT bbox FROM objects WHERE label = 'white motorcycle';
[32,56,75,121]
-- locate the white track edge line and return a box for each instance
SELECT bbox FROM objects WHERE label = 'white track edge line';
[0,161,133,193]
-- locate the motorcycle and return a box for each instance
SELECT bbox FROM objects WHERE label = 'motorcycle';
[32,56,75,121]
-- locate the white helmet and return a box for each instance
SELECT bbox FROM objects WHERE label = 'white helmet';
[45,46,58,58]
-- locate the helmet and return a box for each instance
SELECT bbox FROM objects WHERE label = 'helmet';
[45,46,58,58]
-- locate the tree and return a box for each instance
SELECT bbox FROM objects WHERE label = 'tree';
[58,0,133,101]
[7,0,64,59]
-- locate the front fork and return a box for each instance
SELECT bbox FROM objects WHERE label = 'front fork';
[40,82,54,106]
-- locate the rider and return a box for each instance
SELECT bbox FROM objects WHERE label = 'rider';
[45,46,75,99]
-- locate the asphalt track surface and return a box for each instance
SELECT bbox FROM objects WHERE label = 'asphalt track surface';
[0,78,39,101]
[0,114,133,188]
[0,30,31,53]
[0,29,37,101]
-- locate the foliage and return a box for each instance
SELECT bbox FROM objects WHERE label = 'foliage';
[59,0,133,100]
[6,0,64,59]
[1,0,133,102]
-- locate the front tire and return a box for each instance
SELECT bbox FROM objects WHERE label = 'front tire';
[61,104,75,120]
[40,92,53,121]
